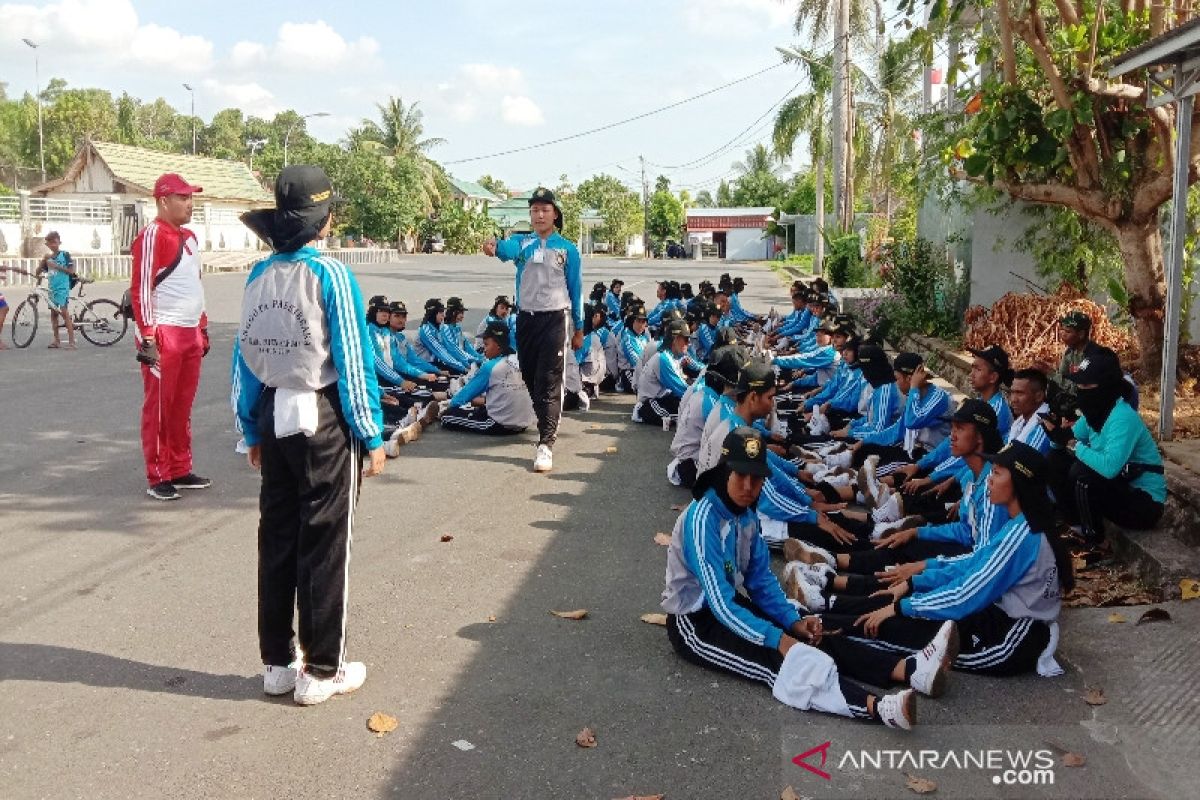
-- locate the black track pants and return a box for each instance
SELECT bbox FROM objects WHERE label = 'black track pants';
[516,309,569,447]
[256,387,361,678]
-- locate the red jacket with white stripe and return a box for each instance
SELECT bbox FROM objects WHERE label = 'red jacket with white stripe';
[129,218,207,340]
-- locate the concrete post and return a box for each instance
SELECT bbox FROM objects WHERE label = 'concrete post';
[17,190,32,253]
[108,194,121,255]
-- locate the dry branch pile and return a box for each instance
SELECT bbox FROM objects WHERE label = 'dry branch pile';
[963,287,1137,370]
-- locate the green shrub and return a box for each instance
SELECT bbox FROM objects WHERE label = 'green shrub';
[825,234,867,287]
[880,237,967,341]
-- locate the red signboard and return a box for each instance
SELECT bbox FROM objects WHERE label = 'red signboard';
[686,215,769,230]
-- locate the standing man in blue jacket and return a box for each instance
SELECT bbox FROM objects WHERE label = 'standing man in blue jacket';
[483,187,584,473]
[234,165,384,707]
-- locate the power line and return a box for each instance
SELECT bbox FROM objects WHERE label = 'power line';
[442,61,787,165]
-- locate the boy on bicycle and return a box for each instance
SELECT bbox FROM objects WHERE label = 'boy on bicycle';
[39,231,78,350]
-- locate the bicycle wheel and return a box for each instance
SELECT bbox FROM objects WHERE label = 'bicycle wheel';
[11,298,38,348]
[78,299,128,346]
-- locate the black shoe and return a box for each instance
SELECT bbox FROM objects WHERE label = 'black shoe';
[147,482,181,501]
[172,473,213,490]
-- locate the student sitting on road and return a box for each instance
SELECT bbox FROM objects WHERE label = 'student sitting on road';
[383,301,451,395]
[475,295,516,353]
[633,318,692,425]
[442,297,484,367]
[604,278,624,323]
[440,321,536,436]
[415,298,470,376]
[668,344,747,488]
[819,442,1072,678]
[564,303,609,413]
[1045,346,1165,545]
[615,303,651,393]
[662,426,953,729]
[773,319,840,394]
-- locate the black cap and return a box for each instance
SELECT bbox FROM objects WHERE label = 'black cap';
[851,344,883,369]
[893,352,923,374]
[368,294,389,311]
[708,345,748,385]
[274,164,340,212]
[446,296,466,313]
[388,300,407,315]
[1059,310,1092,330]
[665,319,690,340]
[968,344,1014,385]
[493,294,511,308]
[424,298,445,313]
[982,441,1048,486]
[528,187,563,230]
[627,304,648,321]
[611,278,624,288]
[720,426,772,478]
[480,320,511,344]
[736,358,775,393]
[1065,346,1123,386]
[816,316,838,334]
[950,398,1003,453]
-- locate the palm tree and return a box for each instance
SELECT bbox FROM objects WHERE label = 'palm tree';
[356,96,446,213]
[789,0,880,44]
[732,143,781,178]
[856,37,922,223]
[773,47,832,265]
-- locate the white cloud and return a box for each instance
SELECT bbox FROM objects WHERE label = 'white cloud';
[682,0,793,37]
[229,40,268,70]
[0,0,212,70]
[459,63,525,93]
[501,95,544,127]
[268,20,379,71]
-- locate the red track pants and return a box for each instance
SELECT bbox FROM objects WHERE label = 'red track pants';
[140,324,203,485]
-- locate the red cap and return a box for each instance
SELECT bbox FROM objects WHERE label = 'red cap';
[153,173,203,198]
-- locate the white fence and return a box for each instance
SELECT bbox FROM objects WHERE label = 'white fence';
[0,248,403,287]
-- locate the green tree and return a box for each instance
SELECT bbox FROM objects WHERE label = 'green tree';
[433,203,495,253]
[716,180,733,207]
[694,189,716,207]
[201,108,247,160]
[578,173,642,254]
[555,173,583,245]
[356,96,446,213]
[478,174,509,197]
[648,187,685,242]
[654,174,671,193]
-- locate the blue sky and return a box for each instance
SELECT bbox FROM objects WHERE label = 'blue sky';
[1,0,862,192]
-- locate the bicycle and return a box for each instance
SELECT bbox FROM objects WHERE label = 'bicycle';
[9,270,128,348]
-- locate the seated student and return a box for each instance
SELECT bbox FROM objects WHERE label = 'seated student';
[475,295,516,352]
[1045,347,1165,545]
[648,280,684,331]
[767,291,813,345]
[615,303,651,393]
[440,321,535,436]
[841,345,903,441]
[383,301,452,394]
[415,298,471,376]
[692,301,721,363]
[773,320,840,394]
[605,278,625,323]
[634,318,692,424]
[803,335,868,434]
[727,276,760,324]
[669,344,747,488]
[893,344,1014,499]
[443,297,484,367]
[565,303,609,412]
[817,442,1072,679]
[1005,368,1052,453]
[662,426,954,729]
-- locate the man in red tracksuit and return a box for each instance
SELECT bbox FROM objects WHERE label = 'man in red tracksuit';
[130,173,211,501]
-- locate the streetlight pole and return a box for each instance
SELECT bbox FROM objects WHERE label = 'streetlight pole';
[182,83,196,154]
[283,112,330,167]
[22,38,45,183]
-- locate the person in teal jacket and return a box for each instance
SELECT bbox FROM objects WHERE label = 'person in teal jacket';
[1045,347,1165,544]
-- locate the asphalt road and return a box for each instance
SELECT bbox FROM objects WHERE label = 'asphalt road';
[0,254,1192,800]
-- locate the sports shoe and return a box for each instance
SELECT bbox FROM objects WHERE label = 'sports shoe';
[577,391,591,412]
[857,456,881,506]
[808,408,831,436]
[383,426,405,458]
[147,482,181,501]
[871,515,924,540]
[293,661,367,706]
[235,438,250,454]
[871,489,904,524]
[264,648,304,696]
[825,449,853,469]
[823,472,852,489]
[877,688,917,730]
[533,444,553,473]
[782,538,835,566]
[909,621,959,698]
[172,473,212,490]
[794,560,836,589]
[783,563,827,611]
[399,421,422,443]
[420,401,441,427]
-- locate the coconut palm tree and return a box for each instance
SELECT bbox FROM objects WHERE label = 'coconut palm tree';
[356,96,446,213]
[773,47,833,265]
[732,143,782,178]
[856,37,922,222]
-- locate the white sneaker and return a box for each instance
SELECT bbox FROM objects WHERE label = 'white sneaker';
[782,538,835,566]
[293,661,367,706]
[400,421,422,443]
[421,401,441,427]
[825,449,853,469]
[235,438,249,455]
[783,563,827,611]
[823,472,851,489]
[871,490,903,524]
[794,560,836,589]
[577,391,591,412]
[384,426,406,458]
[857,455,881,506]
[910,621,959,698]
[809,408,831,436]
[877,688,917,730]
[871,515,924,540]
[403,405,421,427]
[264,649,304,695]
[533,444,553,473]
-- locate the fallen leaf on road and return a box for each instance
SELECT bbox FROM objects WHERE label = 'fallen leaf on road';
[653,532,672,546]
[1062,752,1087,767]
[1107,612,1127,624]
[1136,607,1172,625]
[551,609,589,620]
[439,534,454,542]
[1084,687,1107,706]
[487,615,496,623]
[367,713,398,735]
[670,504,684,511]
[1181,578,1200,600]
[904,773,937,794]
[606,446,618,454]
[781,787,802,800]
[451,739,475,751]
[590,423,601,429]
[575,727,597,748]
[612,795,664,800]
[640,613,668,626]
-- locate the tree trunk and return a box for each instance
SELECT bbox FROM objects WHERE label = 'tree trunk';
[1113,220,1167,379]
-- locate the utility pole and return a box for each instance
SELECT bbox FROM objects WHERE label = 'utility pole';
[640,155,649,258]
[22,39,45,183]
[183,83,196,154]
[831,0,853,234]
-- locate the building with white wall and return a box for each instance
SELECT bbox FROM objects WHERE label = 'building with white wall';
[27,140,272,255]
[685,207,775,260]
